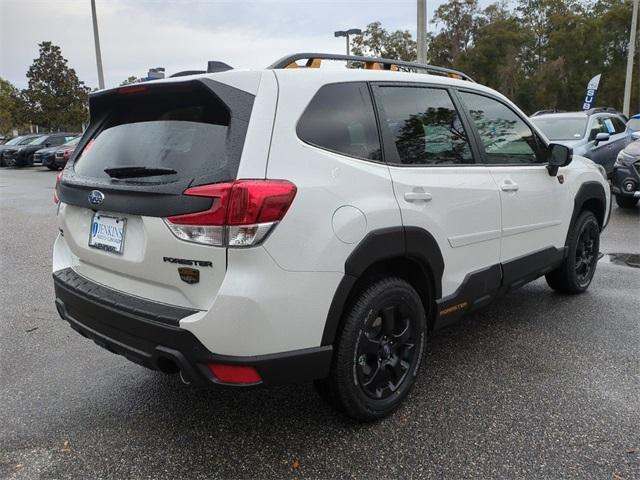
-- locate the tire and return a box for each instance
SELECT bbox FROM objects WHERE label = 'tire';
[545,211,600,294]
[46,164,59,171]
[615,195,638,209]
[315,277,427,421]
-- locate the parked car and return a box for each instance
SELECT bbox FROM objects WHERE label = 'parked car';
[3,132,78,167]
[627,113,640,133]
[52,137,81,169]
[612,139,640,209]
[0,134,43,166]
[0,135,14,144]
[530,108,634,176]
[53,53,610,421]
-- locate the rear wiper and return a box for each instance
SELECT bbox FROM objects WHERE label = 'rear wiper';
[104,166,177,178]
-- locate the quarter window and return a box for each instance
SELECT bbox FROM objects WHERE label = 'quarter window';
[297,83,381,161]
[459,92,542,165]
[374,86,474,165]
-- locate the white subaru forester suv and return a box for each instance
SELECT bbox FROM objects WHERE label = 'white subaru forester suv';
[53,53,610,421]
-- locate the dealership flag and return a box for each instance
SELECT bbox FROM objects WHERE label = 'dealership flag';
[582,74,601,111]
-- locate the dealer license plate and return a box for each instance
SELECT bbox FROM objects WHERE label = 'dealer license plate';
[88,213,126,254]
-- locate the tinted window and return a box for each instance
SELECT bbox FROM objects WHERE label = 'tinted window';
[530,116,587,141]
[374,86,473,165]
[297,83,381,161]
[75,86,240,183]
[610,116,626,134]
[459,92,541,164]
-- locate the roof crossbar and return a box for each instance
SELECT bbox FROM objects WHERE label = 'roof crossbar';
[267,52,475,82]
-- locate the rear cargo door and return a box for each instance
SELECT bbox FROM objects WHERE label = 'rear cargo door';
[56,75,261,310]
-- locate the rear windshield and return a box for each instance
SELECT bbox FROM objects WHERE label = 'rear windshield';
[74,85,239,183]
[531,117,587,141]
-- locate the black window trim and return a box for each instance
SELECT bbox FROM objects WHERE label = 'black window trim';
[295,81,386,165]
[369,81,484,168]
[452,87,549,168]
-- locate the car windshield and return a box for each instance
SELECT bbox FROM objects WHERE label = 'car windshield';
[531,117,587,141]
[18,136,40,145]
[5,137,24,146]
[64,137,80,146]
[628,117,640,131]
[28,136,50,146]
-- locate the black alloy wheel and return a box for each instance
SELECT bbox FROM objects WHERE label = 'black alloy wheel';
[356,303,418,400]
[574,220,598,288]
[546,210,600,294]
[315,277,427,421]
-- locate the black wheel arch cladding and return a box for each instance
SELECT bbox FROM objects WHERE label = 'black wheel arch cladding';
[321,226,444,346]
[569,181,607,235]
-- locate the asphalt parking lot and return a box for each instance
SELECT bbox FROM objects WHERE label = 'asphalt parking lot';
[0,167,638,479]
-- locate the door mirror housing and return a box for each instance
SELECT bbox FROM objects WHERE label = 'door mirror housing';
[594,132,610,146]
[547,143,572,176]
[631,131,640,140]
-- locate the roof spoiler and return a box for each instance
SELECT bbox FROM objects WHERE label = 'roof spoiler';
[267,52,475,82]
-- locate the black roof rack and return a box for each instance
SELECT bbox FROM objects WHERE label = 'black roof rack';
[267,52,475,82]
[586,107,625,118]
[530,108,567,117]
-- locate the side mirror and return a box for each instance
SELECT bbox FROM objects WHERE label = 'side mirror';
[594,132,610,146]
[632,131,640,140]
[547,143,572,176]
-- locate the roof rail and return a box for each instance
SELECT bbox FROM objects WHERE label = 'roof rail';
[530,108,567,117]
[585,107,623,116]
[267,53,475,82]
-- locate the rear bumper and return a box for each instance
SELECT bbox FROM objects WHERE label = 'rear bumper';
[53,268,332,386]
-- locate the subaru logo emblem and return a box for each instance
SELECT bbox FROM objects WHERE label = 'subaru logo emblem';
[88,190,104,206]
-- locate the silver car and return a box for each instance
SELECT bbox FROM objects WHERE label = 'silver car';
[531,109,635,176]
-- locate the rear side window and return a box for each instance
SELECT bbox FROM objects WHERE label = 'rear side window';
[75,83,249,184]
[373,86,474,165]
[297,83,381,161]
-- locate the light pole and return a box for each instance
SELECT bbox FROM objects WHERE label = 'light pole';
[334,29,362,56]
[623,0,639,117]
[91,0,105,89]
[417,0,427,64]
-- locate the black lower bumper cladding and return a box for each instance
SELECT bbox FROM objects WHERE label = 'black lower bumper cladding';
[53,268,332,386]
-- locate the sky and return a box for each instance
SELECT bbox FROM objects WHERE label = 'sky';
[0,0,460,90]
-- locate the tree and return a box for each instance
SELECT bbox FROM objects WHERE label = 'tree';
[22,41,90,131]
[120,76,144,86]
[0,78,27,135]
[351,22,417,61]
[428,0,479,67]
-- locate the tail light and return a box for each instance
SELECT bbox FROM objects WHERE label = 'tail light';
[164,179,297,247]
[54,171,63,204]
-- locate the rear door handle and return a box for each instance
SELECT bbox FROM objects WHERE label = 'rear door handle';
[500,180,519,192]
[404,191,432,202]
